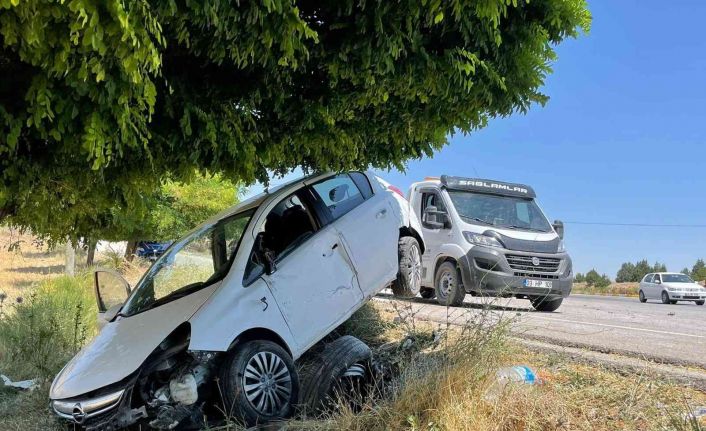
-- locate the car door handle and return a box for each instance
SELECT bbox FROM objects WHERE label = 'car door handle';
[323,243,338,257]
[376,208,387,219]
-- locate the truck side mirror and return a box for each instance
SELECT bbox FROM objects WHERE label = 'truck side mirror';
[553,220,564,239]
[423,205,448,229]
[94,269,131,313]
[254,232,277,276]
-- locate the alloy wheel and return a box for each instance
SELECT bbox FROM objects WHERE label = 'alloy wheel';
[243,351,293,416]
[408,244,422,293]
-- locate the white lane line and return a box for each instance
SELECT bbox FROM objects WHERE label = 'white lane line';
[522,315,706,339]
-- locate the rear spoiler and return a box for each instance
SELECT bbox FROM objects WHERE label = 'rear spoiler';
[440,175,536,199]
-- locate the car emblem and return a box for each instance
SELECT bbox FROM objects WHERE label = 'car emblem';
[531,257,540,266]
[72,403,86,424]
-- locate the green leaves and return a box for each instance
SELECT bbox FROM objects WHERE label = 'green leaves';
[1,0,590,243]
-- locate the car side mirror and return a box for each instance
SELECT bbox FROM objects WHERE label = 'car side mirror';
[254,232,277,276]
[423,205,449,229]
[553,220,565,239]
[655,279,661,284]
[94,269,131,313]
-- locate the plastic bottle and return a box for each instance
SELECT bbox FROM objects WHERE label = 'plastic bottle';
[484,366,538,401]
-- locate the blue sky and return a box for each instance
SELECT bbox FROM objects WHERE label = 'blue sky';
[249,0,706,278]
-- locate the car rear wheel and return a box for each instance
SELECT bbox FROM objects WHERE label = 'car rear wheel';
[391,237,422,298]
[531,297,563,312]
[696,300,705,306]
[218,340,299,426]
[434,262,465,307]
[661,291,671,304]
[299,335,372,415]
[420,287,436,299]
[638,290,647,303]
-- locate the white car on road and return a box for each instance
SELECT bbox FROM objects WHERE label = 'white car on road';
[639,272,706,305]
[49,171,424,430]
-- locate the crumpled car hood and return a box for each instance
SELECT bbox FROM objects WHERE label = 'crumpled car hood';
[50,284,218,400]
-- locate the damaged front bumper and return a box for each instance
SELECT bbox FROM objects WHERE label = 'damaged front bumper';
[51,386,146,431]
[458,245,573,300]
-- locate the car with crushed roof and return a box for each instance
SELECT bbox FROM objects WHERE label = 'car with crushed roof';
[49,171,425,430]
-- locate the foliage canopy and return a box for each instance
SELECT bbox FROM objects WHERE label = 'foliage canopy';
[0,0,590,241]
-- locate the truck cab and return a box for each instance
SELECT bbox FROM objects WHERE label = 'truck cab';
[409,175,572,312]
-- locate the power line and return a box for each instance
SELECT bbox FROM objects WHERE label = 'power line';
[564,221,706,228]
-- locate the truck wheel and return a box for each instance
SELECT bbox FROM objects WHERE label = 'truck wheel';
[638,290,647,303]
[531,297,563,312]
[661,291,671,304]
[299,335,372,415]
[391,236,422,298]
[218,340,299,426]
[420,287,436,299]
[434,262,465,307]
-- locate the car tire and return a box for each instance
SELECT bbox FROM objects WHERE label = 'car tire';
[434,261,465,307]
[696,300,705,306]
[420,287,436,299]
[218,340,299,426]
[638,290,647,303]
[661,291,671,304]
[531,297,563,312]
[299,335,372,415]
[391,236,422,298]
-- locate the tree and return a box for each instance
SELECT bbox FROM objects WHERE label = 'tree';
[615,259,666,282]
[86,173,240,261]
[585,269,610,288]
[615,262,636,283]
[0,0,591,242]
[574,273,585,283]
[681,267,692,276]
[692,259,706,281]
[653,261,667,273]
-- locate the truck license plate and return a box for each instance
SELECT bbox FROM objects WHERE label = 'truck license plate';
[524,279,552,289]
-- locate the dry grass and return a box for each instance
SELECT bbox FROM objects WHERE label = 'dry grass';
[285,301,706,431]
[0,227,66,305]
[572,282,639,297]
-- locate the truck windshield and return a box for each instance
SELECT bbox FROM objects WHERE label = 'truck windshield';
[662,274,694,283]
[121,210,254,317]
[447,190,552,233]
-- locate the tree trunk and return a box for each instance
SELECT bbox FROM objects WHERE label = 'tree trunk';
[86,239,97,266]
[65,241,75,276]
[125,240,138,262]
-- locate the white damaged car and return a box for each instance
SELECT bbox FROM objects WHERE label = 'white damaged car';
[49,171,424,429]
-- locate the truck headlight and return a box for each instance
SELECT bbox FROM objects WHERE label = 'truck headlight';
[463,232,503,248]
[557,240,565,252]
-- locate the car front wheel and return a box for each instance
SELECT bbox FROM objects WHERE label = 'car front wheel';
[696,300,705,306]
[531,297,563,312]
[218,340,299,426]
[638,290,647,303]
[434,262,465,306]
[661,291,672,304]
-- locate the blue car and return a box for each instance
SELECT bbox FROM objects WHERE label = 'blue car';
[135,241,172,261]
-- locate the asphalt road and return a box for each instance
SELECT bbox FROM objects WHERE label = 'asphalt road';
[377,292,706,368]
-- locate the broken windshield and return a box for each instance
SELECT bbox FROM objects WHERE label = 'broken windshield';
[121,210,254,316]
[447,190,552,233]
